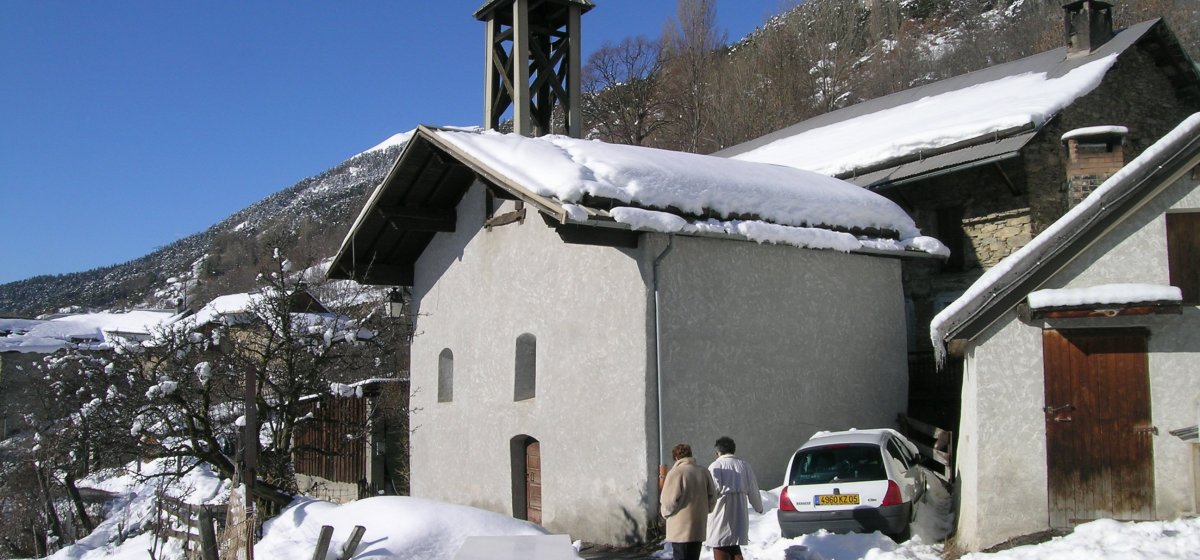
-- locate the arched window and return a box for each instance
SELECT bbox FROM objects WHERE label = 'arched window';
[514,333,536,401]
[438,348,454,403]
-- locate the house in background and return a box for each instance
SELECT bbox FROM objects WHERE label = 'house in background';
[327,120,946,543]
[717,0,1200,428]
[931,113,1200,551]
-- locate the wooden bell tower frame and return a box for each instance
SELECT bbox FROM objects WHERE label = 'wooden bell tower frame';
[475,0,592,137]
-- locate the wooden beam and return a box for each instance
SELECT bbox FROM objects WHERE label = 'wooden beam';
[1028,303,1182,320]
[566,0,580,140]
[513,0,532,136]
[375,206,456,232]
[485,206,527,230]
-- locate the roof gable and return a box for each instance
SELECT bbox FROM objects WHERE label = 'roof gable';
[930,112,1200,361]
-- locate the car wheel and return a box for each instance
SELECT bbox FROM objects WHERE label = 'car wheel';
[889,523,911,543]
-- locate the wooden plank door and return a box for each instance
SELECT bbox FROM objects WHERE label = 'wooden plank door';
[526,440,542,524]
[1043,329,1154,528]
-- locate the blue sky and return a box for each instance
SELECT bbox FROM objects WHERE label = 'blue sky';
[0,0,789,286]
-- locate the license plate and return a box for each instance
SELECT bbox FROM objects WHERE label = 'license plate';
[816,494,860,506]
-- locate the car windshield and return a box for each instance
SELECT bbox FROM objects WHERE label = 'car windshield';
[788,444,886,485]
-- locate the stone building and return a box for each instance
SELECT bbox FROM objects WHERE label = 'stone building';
[718,2,1200,426]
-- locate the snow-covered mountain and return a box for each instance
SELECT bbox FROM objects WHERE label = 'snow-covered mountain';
[0,136,410,317]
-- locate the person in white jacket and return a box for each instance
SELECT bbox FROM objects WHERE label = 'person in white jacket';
[705,436,763,560]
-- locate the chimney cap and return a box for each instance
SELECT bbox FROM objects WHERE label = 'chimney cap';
[474,0,594,22]
[1062,125,1129,143]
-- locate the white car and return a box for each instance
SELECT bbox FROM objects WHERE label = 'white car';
[777,428,926,540]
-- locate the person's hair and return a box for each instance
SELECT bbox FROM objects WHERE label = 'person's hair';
[672,443,693,461]
[715,436,736,455]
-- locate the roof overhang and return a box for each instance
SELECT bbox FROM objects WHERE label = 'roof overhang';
[848,131,1036,190]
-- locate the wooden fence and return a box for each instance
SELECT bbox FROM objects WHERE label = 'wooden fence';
[898,414,955,483]
[293,394,368,485]
[154,491,226,560]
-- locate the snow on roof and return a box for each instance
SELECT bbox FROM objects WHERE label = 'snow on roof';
[1027,284,1181,310]
[0,318,44,335]
[0,310,179,354]
[1062,125,1129,141]
[931,113,1200,361]
[192,291,372,343]
[727,54,1118,176]
[434,129,924,240]
[193,292,261,325]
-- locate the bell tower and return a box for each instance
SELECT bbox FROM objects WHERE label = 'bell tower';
[476,0,593,137]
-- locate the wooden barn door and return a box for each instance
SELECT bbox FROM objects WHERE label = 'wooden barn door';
[526,440,542,524]
[1043,329,1154,528]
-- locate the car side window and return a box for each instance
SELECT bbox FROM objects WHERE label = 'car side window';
[886,439,910,470]
[897,437,920,465]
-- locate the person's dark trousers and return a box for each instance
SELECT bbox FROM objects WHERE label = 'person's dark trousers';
[670,541,702,560]
[711,545,744,560]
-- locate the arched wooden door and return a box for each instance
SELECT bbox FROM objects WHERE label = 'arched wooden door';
[511,435,542,524]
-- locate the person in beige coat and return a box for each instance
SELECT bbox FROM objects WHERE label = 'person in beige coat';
[660,443,718,560]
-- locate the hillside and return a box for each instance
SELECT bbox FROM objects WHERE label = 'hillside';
[0,140,407,317]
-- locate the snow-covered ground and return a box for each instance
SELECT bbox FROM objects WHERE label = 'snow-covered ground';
[35,464,1200,560]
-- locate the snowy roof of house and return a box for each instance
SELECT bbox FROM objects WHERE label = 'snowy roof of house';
[193,290,331,326]
[0,310,180,354]
[328,126,947,285]
[717,19,1200,189]
[930,112,1200,362]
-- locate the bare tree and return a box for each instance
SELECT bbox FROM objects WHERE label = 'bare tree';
[659,0,727,153]
[582,36,671,146]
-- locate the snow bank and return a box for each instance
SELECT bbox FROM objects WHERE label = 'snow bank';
[45,459,228,560]
[960,517,1200,560]
[255,496,564,560]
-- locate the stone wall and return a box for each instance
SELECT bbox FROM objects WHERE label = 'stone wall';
[962,208,1035,268]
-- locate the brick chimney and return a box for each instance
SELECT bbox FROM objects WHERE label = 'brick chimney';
[1062,126,1127,207]
[1063,0,1114,56]
[476,0,593,138]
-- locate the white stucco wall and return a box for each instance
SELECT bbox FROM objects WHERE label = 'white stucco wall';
[653,234,909,488]
[955,166,1200,550]
[408,182,654,544]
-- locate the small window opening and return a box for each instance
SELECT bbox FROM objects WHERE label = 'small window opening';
[438,348,454,403]
[514,333,536,401]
